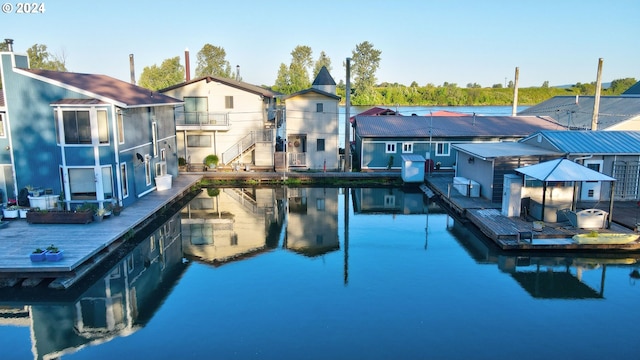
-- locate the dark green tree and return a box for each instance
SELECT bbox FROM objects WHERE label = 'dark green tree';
[351,41,382,104]
[608,77,636,94]
[289,45,313,92]
[313,51,332,79]
[273,63,292,94]
[139,56,184,91]
[27,44,67,71]
[195,44,232,78]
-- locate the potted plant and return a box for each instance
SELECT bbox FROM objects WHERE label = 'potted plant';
[435,162,441,170]
[3,205,19,219]
[30,248,47,262]
[94,207,108,222]
[25,185,42,197]
[45,244,64,261]
[204,154,219,170]
[112,203,123,216]
[178,157,187,171]
[18,206,30,218]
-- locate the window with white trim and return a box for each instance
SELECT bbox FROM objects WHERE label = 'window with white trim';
[436,142,450,156]
[120,163,129,198]
[225,96,234,109]
[0,113,5,137]
[144,155,152,185]
[385,142,396,153]
[402,142,413,153]
[117,110,125,144]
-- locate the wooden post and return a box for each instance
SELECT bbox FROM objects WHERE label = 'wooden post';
[591,58,603,130]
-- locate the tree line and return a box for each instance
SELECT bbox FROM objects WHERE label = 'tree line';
[1,41,636,106]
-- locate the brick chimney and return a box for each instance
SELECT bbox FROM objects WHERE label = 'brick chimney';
[185,48,191,82]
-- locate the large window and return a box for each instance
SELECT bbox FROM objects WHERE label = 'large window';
[184,97,208,124]
[101,167,113,199]
[62,109,109,145]
[68,168,96,200]
[187,135,212,147]
[63,110,91,144]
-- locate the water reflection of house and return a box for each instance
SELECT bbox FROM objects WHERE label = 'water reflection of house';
[352,187,431,214]
[22,211,186,360]
[284,187,339,256]
[181,188,284,265]
[448,217,640,299]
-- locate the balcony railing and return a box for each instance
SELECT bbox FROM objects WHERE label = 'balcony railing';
[175,110,230,130]
[288,152,306,167]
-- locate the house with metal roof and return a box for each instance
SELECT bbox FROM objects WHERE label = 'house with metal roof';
[518,95,640,130]
[160,75,280,170]
[0,50,181,211]
[454,130,640,204]
[353,114,565,172]
[520,130,640,201]
[282,66,341,170]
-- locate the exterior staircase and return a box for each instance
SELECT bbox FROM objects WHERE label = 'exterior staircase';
[221,129,274,165]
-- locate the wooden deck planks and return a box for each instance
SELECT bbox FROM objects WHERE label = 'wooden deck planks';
[0,174,202,286]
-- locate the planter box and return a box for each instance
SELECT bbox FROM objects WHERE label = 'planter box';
[3,208,18,219]
[19,208,30,218]
[28,195,58,210]
[45,250,64,261]
[26,210,93,224]
[30,251,47,262]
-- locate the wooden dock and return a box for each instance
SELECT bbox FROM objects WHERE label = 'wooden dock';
[425,173,640,251]
[0,174,202,289]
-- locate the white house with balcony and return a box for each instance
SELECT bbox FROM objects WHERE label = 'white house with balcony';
[160,76,281,169]
[283,66,341,171]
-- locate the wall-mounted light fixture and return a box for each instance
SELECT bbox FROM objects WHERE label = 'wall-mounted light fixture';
[468,157,475,164]
[136,153,144,162]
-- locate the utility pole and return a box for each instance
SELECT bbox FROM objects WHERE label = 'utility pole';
[591,58,603,130]
[344,58,352,172]
[511,67,519,116]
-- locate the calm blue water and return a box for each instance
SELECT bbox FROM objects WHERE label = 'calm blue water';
[1,186,639,360]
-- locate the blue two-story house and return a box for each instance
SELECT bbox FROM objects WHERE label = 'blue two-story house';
[0,50,182,210]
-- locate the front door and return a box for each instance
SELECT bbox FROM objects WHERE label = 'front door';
[580,160,604,201]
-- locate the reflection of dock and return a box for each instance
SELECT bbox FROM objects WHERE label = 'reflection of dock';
[0,175,202,289]
[426,174,640,251]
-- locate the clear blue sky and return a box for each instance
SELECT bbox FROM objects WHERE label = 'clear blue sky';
[2,0,638,88]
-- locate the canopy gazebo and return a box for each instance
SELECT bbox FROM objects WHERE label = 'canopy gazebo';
[515,158,617,226]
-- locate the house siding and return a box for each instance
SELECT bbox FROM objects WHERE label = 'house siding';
[162,79,274,167]
[1,52,178,208]
[285,93,339,170]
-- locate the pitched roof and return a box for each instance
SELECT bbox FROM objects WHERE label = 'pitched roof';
[518,95,640,129]
[349,107,398,123]
[283,87,341,100]
[622,81,640,95]
[526,130,640,154]
[312,66,336,86]
[22,68,181,107]
[160,75,280,98]
[354,115,564,138]
[516,158,616,182]
[452,142,562,159]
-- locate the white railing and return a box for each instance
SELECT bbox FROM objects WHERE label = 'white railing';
[175,110,230,127]
[221,129,274,165]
